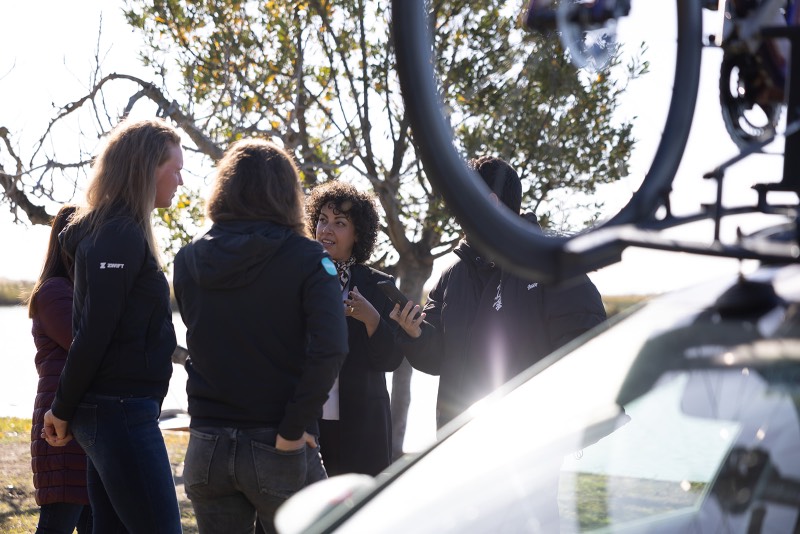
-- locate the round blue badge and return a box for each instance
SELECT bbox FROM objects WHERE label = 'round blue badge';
[321,257,337,276]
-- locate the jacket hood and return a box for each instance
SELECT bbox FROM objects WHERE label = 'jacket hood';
[181,220,293,289]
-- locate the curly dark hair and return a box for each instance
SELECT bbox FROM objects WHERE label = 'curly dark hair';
[305,180,380,264]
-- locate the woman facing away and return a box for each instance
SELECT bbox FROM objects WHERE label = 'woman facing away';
[27,204,93,534]
[42,118,185,533]
[305,180,405,476]
[172,138,348,534]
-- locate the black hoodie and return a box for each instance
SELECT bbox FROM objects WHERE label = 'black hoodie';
[403,240,607,428]
[172,220,348,440]
[52,215,177,421]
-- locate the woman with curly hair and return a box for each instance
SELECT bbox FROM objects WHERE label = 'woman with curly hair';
[306,180,405,476]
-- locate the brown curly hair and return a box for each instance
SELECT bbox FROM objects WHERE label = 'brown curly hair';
[305,181,379,264]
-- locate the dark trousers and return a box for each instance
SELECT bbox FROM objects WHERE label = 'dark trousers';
[36,502,92,534]
[185,426,327,534]
[318,418,343,477]
[70,394,182,534]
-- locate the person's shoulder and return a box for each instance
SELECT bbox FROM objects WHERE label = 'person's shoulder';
[37,277,73,298]
[33,277,73,312]
[439,256,467,281]
[280,234,337,276]
[98,215,145,240]
[283,232,326,257]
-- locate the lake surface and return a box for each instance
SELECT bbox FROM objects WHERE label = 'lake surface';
[0,305,437,452]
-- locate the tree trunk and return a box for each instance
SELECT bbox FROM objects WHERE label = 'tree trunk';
[390,359,413,460]
[390,259,432,459]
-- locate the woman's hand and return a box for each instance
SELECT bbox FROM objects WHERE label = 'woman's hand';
[42,409,73,447]
[345,286,381,336]
[390,301,425,339]
[276,431,317,451]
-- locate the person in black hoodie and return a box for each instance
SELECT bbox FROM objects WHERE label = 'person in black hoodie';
[392,156,608,430]
[173,139,348,534]
[42,118,184,533]
[305,180,405,477]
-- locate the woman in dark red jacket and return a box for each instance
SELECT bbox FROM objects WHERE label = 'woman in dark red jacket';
[27,204,92,534]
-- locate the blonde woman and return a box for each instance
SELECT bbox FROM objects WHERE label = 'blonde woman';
[43,118,184,533]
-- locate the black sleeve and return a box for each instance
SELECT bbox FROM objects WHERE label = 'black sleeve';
[360,274,405,372]
[400,271,447,376]
[280,250,349,440]
[544,274,607,351]
[52,221,146,420]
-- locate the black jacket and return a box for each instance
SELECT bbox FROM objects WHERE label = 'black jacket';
[326,264,405,475]
[404,241,607,428]
[173,220,348,441]
[52,215,177,421]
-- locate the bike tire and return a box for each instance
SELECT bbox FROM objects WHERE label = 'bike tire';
[391,0,703,282]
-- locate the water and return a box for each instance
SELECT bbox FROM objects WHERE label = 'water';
[0,306,437,452]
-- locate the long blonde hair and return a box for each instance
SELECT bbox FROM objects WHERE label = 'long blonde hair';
[70,118,181,263]
[206,139,307,236]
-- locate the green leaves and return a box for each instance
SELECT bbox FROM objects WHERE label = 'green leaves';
[122,0,639,266]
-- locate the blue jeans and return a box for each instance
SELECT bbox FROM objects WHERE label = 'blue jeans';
[184,426,327,534]
[36,502,92,534]
[70,394,182,534]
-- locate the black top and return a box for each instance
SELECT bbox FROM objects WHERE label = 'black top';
[173,220,348,441]
[323,264,405,475]
[403,241,608,428]
[52,215,177,421]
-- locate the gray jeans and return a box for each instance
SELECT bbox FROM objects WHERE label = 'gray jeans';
[184,426,327,534]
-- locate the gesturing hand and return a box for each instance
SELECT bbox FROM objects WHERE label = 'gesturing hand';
[345,286,381,336]
[390,301,425,339]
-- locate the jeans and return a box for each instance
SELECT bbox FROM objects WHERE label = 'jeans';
[36,502,92,534]
[70,394,182,534]
[184,426,327,534]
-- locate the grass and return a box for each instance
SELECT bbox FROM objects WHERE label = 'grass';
[0,417,196,533]
[603,294,649,317]
[0,279,31,307]
[559,472,705,530]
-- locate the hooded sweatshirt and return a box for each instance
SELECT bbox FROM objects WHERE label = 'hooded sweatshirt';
[172,220,348,440]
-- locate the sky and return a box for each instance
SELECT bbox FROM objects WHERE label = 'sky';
[0,2,787,296]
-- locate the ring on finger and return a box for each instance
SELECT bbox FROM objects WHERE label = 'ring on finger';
[348,305,355,313]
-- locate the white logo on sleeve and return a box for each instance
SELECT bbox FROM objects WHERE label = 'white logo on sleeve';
[527,283,538,290]
[100,262,125,269]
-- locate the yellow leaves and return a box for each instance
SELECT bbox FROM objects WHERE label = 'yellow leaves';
[176,194,192,210]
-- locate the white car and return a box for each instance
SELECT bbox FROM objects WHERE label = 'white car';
[276,261,800,533]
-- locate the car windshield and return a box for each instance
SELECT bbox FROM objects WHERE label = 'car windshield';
[332,270,800,533]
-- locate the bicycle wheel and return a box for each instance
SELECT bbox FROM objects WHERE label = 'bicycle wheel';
[391,0,702,282]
